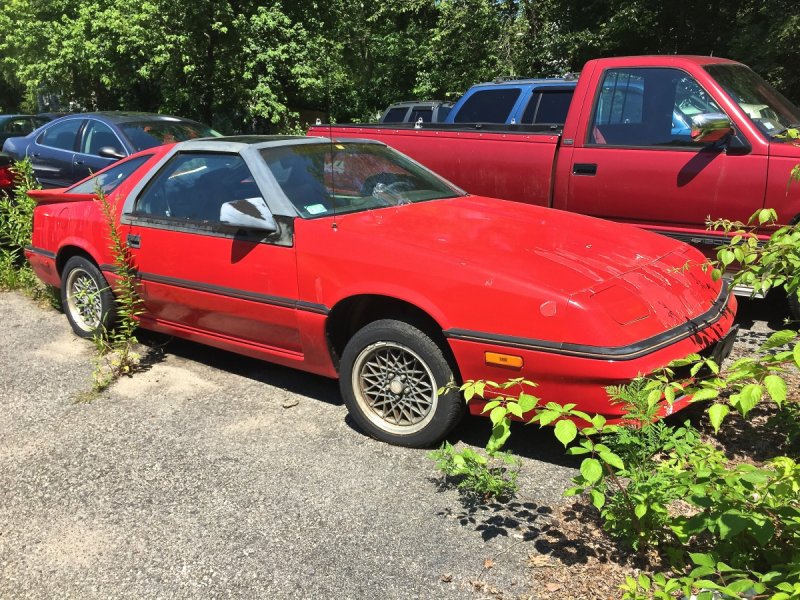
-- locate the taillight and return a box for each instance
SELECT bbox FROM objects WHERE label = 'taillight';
[0,165,12,189]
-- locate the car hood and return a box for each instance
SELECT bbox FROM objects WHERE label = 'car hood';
[299,196,725,346]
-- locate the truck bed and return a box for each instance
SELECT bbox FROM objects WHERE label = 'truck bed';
[308,124,561,207]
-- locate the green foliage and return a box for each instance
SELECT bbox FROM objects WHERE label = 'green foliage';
[428,441,520,501]
[2,1,798,128]
[91,185,144,391]
[0,159,57,305]
[707,208,800,307]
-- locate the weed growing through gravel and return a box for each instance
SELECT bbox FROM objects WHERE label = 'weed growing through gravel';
[90,183,144,392]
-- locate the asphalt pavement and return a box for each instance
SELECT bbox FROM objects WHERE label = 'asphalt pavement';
[0,290,787,599]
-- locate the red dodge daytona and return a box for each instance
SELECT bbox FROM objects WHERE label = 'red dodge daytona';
[24,136,737,446]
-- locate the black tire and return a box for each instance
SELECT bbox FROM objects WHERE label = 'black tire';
[339,319,464,447]
[60,256,117,338]
[789,291,800,323]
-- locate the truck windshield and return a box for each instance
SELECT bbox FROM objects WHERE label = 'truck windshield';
[705,64,800,140]
[260,142,463,218]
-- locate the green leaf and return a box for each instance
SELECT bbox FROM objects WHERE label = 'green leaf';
[763,374,787,406]
[717,511,749,539]
[580,458,603,484]
[507,402,524,419]
[554,419,577,447]
[590,488,605,509]
[691,387,719,402]
[517,392,538,413]
[761,329,797,349]
[634,503,647,519]
[598,450,625,471]
[689,552,716,568]
[707,403,730,433]
[489,406,507,426]
[481,400,501,414]
[794,342,800,369]
[537,409,560,426]
[736,383,762,416]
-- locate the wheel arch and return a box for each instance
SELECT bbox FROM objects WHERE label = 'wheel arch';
[325,294,459,378]
[55,244,102,277]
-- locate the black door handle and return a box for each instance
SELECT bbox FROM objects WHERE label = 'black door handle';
[127,234,141,249]
[74,159,85,165]
[572,163,598,176]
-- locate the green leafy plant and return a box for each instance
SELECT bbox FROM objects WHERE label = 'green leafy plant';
[706,208,800,312]
[0,158,55,304]
[429,441,520,501]
[90,183,144,392]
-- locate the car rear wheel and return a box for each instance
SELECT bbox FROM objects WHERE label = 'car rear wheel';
[339,319,464,447]
[61,256,116,338]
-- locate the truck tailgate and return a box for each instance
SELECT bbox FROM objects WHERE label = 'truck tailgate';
[309,125,559,208]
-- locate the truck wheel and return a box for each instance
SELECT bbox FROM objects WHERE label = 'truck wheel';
[61,256,116,338]
[339,319,464,447]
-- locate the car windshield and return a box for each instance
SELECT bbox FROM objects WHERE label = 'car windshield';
[122,120,222,152]
[705,64,800,140]
[260,142,463,218]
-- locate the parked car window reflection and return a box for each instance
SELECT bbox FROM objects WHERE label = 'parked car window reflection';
[80,120,124,156]
[38,119,83,151]
[122,121,221,152]
[135,153,260,223]
[67,155,152,195]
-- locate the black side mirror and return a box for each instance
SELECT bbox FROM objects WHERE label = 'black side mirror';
[98,146,126,160]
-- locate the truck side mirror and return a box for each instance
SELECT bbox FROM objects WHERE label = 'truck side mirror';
[690,113,734,144]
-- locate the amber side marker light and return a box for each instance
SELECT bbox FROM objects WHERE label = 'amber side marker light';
[485,352,523,369]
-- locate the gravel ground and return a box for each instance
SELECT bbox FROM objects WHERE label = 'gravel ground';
[0,290,789,600]
[0,291,576,600]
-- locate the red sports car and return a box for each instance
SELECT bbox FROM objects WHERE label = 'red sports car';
[25,136,737,446]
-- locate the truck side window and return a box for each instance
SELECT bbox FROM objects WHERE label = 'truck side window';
[589,68,724,148]
[409,107,433,123]
[521,90,574,125]
[453,89,521,123]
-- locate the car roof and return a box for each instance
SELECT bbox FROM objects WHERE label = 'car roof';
[385,101,451,108]
[173,135,385,152]
[45,111,205,125]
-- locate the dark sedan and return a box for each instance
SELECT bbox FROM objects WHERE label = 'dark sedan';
[2,111,220,188]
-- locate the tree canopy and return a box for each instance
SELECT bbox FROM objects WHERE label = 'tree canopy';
[0,0,798,131]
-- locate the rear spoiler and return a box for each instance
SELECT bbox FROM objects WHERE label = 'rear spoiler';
[27,189,97,204]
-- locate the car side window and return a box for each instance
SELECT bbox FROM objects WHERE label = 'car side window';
[589,68,724,147]
[3,118,34,134]
[521,90,574,125]
[452,89,521,123]
[134,153,262,225]
[38,119,83,151]
[67,155,152,195]
[80,120,124,156]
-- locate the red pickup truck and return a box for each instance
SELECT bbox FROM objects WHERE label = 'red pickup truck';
[309,55,800,316]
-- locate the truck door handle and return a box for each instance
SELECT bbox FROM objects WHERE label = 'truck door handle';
[127,234,141,249]
[572,163,597,176]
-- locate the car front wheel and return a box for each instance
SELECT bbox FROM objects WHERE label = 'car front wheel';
[61,256,116,338]
[339,319,464,447]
